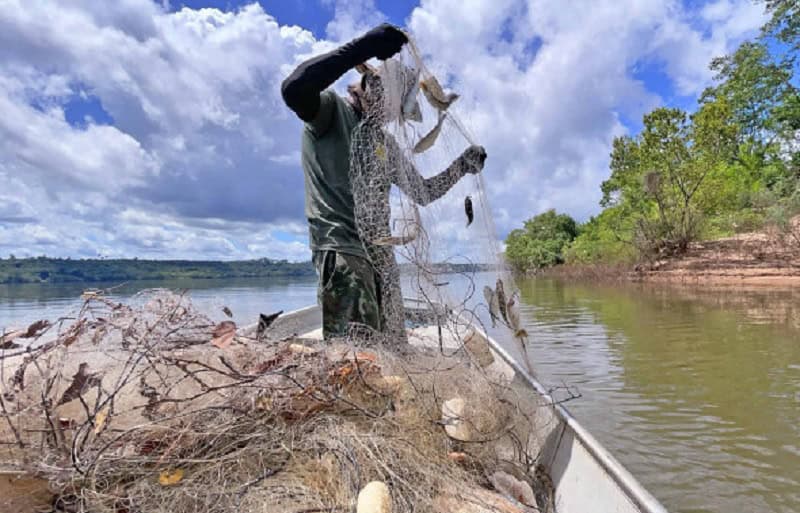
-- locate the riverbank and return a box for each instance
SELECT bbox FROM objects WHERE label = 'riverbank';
[637,231,800,285]
[542,228,800,286]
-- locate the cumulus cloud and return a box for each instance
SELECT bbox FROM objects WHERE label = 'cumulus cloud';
[0,0,766,261]
[406,0,766,238]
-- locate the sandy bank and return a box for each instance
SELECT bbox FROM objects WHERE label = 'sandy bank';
[635,231,800,286]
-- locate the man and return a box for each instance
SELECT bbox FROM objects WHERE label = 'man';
[281,24,486,340]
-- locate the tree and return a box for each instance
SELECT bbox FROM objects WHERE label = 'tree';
[505,210,578,270]
[702,42,793,143]
[600,105,738,257]
[763,0,800,52]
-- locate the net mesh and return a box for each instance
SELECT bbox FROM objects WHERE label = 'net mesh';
[0,290,554,513]
[347,39,531,361]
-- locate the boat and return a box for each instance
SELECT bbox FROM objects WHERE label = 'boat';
[256,303,671,513]
[1,299,670,513]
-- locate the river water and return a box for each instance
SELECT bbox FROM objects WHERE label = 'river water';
[1,275,799,513]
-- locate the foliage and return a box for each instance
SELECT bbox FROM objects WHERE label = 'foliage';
[564,209,635,264]
[0,257,315,284]
[508,6,800,270]
[505,209,578,270]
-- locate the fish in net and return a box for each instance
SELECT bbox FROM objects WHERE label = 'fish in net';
[346,37,531,366]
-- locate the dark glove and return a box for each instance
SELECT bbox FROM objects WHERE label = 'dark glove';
[460,145,487,175]
[362,23,408,60]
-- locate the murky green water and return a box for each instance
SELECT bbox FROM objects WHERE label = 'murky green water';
[1,276,799,512]
[516,279,800,513]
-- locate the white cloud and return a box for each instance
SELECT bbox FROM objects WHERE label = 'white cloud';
[405,0,766,245]
[0,0,767,261]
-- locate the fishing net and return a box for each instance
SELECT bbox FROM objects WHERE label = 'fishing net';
[0,35,552,513]
[346,38,531,361]
[0,290,554,513]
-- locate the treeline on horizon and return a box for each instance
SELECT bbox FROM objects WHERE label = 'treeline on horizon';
[506,1,800,272]
[0,256,315,284]
[0,257,495,285]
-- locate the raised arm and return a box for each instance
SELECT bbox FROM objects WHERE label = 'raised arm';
[280,24,407,122]
[391,143,487,206]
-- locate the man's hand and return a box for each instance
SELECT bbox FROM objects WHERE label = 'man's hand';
[460,145,488,175]
[363,24,408,60]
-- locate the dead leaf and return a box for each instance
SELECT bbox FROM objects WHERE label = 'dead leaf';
[56,363,101,406]
[158,469,184,486]
[58,418,76,430]
[91,323,108,345]
[211,320,236,349]
[354,351,377,363]
[256,310,283,339]
[0,329,24,349]
[61,318,87,347]
[94,406,110,434]
[22,320,50,338]
[12,360,28,389]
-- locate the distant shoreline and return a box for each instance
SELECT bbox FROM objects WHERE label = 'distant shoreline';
[0,257,315,285]
[0,257,497,285]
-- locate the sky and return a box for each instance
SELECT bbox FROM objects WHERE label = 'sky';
[0,0,768,261]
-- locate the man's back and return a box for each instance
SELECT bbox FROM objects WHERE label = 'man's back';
[301,90,365,258]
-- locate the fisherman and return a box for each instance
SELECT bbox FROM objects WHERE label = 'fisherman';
[281,24,486,340]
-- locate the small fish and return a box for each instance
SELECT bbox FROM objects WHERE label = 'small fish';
[257,310,283,339]
[483,286,499,328]
[402,71,422,122]
[222,306,233,318]
[413,111,446,154]
[507,296,521,332]
[465,195,474,227]
[420,76,460,111]
[496,278,509,326]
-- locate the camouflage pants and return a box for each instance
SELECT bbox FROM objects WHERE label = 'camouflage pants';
[312,250,381,339]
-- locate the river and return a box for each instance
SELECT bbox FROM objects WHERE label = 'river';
[1,275,799,513]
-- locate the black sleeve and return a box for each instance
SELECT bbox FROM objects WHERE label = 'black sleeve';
[280,41,371,122]
[280,24,408,122]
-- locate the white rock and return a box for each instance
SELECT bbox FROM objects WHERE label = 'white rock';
[489,471,536,508]
[433,488,526,513]
[442,397,472,441]
[357,481,391,513]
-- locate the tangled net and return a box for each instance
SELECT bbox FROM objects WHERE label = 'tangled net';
[347,37,531,363]
[1,290,555,513]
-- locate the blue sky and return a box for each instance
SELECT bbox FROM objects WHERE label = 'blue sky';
[0,0,768,260]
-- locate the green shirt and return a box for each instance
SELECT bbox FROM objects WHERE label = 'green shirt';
[301,90,366,258]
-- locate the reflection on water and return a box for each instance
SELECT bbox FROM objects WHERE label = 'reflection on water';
[518,280,800,513]
[2,275,799,512]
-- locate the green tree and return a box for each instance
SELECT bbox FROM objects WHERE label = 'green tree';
[763,0,800,51]
[702,42,793,142]
[505,210,578,271]
[600,104,738,257]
